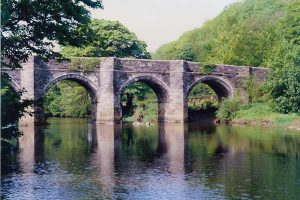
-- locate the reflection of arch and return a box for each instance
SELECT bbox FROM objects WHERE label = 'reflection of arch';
[42,73,99,103]
[119,75,169,122]
[188,76,234,100]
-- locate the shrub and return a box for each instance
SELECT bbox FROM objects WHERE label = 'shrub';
[199,63,215,75]
[243,75,267,103]
[216,98,242,123]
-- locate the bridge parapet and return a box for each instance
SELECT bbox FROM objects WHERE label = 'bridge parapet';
[117,59,170,72]
[185,61,268,78]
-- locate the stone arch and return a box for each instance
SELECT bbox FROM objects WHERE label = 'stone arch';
[42,73,99,121]
[119,76,169,102]
[42,73,99,103]
[188,76,234,101]
[118,75,169,122]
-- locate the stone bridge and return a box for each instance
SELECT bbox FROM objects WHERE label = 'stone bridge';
[4,56,268,124]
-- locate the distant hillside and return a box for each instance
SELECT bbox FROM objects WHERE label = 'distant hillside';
[153,0,292,67]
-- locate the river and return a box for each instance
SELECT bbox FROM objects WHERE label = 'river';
[1,118,300,199]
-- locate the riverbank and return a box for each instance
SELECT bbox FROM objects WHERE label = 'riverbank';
[230,103,300,131]
[123,102,300,131]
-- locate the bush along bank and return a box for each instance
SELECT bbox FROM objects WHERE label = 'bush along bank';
[216,99,300,130]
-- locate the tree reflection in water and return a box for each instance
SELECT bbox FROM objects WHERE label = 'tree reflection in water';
[1,118,300,200]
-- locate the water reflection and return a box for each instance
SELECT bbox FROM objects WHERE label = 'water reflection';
[187,124,300,199]
[18,125,35,173]
[1,118,300,200]
[91,124,120,194]
[160,123,186,175]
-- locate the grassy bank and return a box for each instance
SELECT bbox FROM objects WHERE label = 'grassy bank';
[122,99,158,124]
[218,102,300,130]
[121,90,158,124]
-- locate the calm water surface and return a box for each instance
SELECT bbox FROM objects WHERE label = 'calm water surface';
[1,118,300,200]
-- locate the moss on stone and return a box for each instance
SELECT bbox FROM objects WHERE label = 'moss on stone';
[69,57,101,73]
[199,63,215,75]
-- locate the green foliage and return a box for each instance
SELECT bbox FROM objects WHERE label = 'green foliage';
[153,41,178,60]
[283,0,300,46]
[267,52,300,113]
[154,0,288,65]
[120,125,158,161]
[188,83,218,111]
[69,57,101,73]
[61,19,151,59]
[1,0,101,152]
[200,63,216,75]
[243,75,266,103]
[43,81,92,118]
[189,83,216,97]
[189,101,218,112]
[266,0,300,113]
[121,82,158,123]
[122,82,152,101]
[237,103,274,118]
[176,43,197,61]
[1,73,32,151]
[154,0,299,114]
[1,0,103,69]
[216,98,242,123]
[233,103,300,128]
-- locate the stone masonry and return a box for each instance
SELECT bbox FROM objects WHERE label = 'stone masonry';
[3,56,269,125]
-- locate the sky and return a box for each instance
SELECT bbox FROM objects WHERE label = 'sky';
[90,0,238,52]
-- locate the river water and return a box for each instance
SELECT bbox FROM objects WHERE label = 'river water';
[1,118,300,200]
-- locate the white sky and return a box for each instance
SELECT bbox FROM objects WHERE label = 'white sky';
[90,0,238,52]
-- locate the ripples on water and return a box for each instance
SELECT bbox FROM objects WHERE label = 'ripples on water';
[1,118,300,200]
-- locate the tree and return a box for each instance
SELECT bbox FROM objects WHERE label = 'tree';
[1,0,103,69]
[1,74,32,151]
[176,43,197,61]
[267,0,300,113]
[153,0,289,66]
[1,0,103,151]
[61,19,151,59]
[121,82,153,118]
[43,81,92,118]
